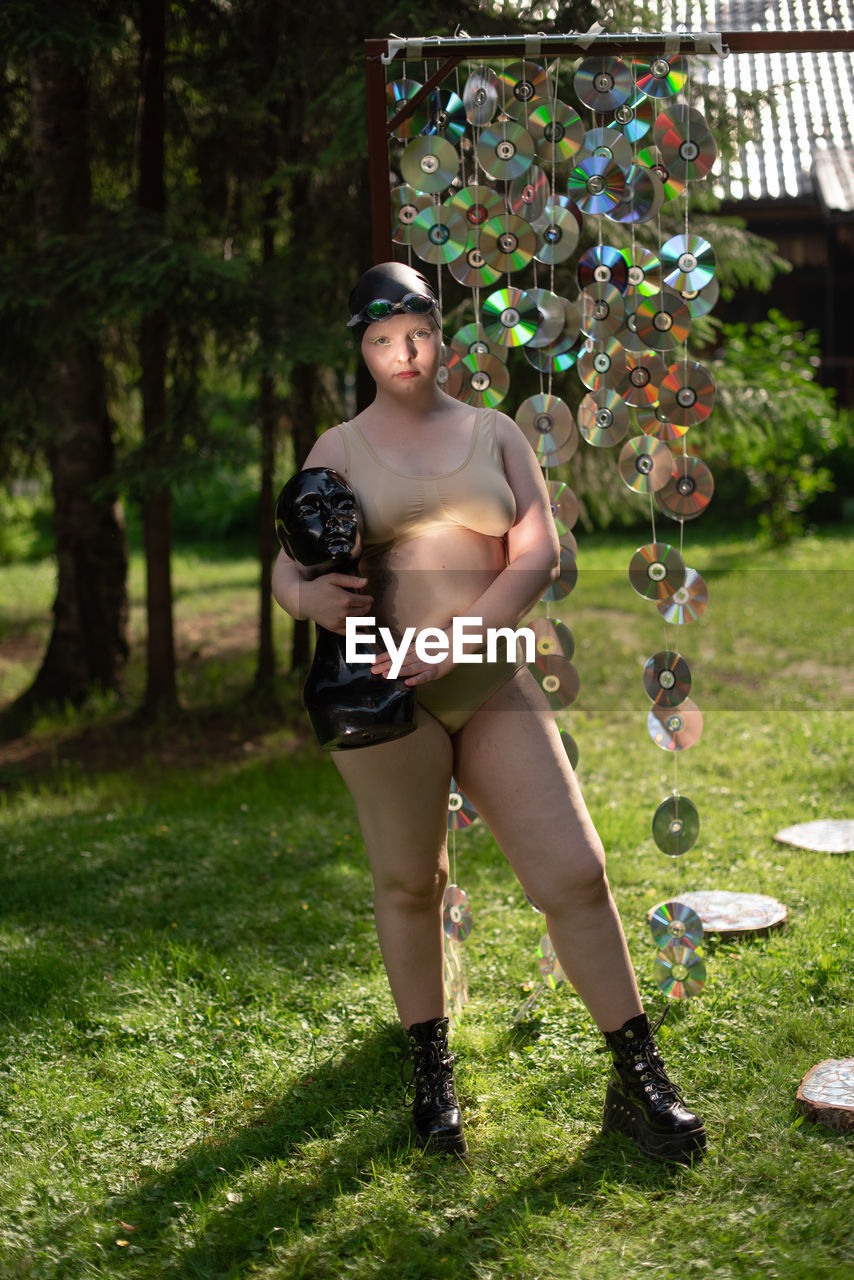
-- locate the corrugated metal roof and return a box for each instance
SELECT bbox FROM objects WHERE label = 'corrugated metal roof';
[658,0,854,210]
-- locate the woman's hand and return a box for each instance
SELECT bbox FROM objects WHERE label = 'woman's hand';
[371,628,456,686]
[300,574,373,635]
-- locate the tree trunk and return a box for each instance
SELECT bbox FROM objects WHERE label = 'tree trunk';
[254,186,279,695]
[12,46,128,722]
[287,362,318,671]
[137,0,177,713]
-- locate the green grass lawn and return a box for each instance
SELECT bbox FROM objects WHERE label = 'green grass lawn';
[0,523,852,1279]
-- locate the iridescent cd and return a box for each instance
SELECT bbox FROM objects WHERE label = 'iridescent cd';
[568,155,627,216]
[658,362,715,426]
[647,698,703,752]
[391,184,431,245]
[618,290,646,353]
[448,785,479,830]
[681,275,720,318]
[517,394,578,465]
[643,649,692,707]
[533,201,581,265]
[577,125,633,172]
[457,352,510,407]
[400,136,459,194]
[532,615,575,661]
[618,435,674,493]
[604,163,665,225]
[652,795,700,856]
[654,944,706,1000]
[443,884,473,940]
[636,403,689,442]
[561,729,579,770]
[480,214,536,274]
[628,541,686,600]
[662,234,716,293]
[410,205,467,264]
[450,322,507,364]
[580,283,625,339]
[649,900,704,950]
[436,353,464,398]
[578,338,628,393]
[542,543,578,601]
[634,145,686,202]
[528,99,585,165]
[449,245,503,289]
[656,105,718,180]
[612,94,655,142]
[496,60,554,118]
[482,286,539,347]
[623,350,667,408]
[526,289,568,348]
[577,245,628,293]
[635,56,688,100]
[657,455,715,519]
[386,79,427,139]
[509,166,550,222]
[634,290,691,352]
[531,651,580,707]
[423,89,467,143]
[477,122,535,181]
[574,55,633,112]
[547,480,579,535]
[537,934,567,988]
[463,67,499,126]
[657,567,708,625]
[577,389,629,447]
[524,334,582,373]
[653,103,712,148]
[446,182,504,230]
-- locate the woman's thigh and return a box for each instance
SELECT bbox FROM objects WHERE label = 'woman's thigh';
[452,667,607,909]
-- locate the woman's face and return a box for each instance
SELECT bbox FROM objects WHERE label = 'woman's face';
[360,311,442,393]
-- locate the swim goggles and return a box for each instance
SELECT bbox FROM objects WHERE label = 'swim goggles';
[347,292,438,327]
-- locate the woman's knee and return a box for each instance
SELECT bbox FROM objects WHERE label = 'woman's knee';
[373,861,449,915]
[529,846,610,914]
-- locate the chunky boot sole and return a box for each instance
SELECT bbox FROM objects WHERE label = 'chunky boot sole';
[603,1081,707,1165]
[414,1121,469,1157]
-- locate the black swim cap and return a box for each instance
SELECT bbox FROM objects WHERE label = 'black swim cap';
[347,261,439,344]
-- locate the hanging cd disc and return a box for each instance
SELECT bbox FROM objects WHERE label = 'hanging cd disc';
[391,184,432,245]
[656,105,718,180]
[547,480,579,536]
[527,289,568,348]
[532,615,575,662]
[657,567,708,625]
[400,136,459,194]
[662,233,716,293]
[623,350,667,408]
[618,290,647,353]
[436,352,464,398]
[657,455,715,519]
[612,94,655,143]
[654,943,706,1000]
[649,900,704,950]
[634,289,691,351]
[448,784,479,830]
[542,542,578,601]
[628,541,686,600]
[634,145,686,202]
[496,60,554,118]
[568,155,627,216]
[577,125,633,172]
[477,122,535,181]
[658,362,716,426]
[578,245,628,293]
[618,435,674,493]
[446,182,504,229]
[528,99,585,165]
[456,352,510,407]
[531,651,580,708]
[449,245,503,289]
[422,88,467,143]
[561,729,580,770]
[681,275,720,318]
[652,795,700,856]
[580,283,625,339]
[482,286,539,347]
[533,200,581,265]
[647,698,703,752]
[387,79,427,139]
[654,102,712,148]
[463,67,499,126]
[636,402,690,442]
[537,934,567,988]
[480,214,536,273]
[574,55,633,112]
[517,395,577,465]
[450,322,507,364]
[443,885,473,941]
[525,334,583,373]
[643,649,692,707]
[578,338,628,393]
[578,389,629,447]
[410,205,467,264]
[509,166,550,222]
[604,162,665,225]
[635,56,688,100]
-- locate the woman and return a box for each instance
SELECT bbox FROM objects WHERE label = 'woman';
[272,261,705,1164]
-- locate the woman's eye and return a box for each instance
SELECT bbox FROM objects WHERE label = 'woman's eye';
[413,328,433,339]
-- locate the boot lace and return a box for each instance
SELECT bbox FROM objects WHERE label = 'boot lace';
[400,1040,458,1110]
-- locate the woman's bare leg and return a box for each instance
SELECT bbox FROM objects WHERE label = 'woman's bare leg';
[332,707,453,1027]
[453,668,643,1032]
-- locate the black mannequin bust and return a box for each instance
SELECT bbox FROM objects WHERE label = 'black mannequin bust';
[275,467,416,749]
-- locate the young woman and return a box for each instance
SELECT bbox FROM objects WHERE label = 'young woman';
[272,261,705,1164]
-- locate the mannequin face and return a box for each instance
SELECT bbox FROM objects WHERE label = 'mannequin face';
[276,468,361,567]
[360,312,442,393]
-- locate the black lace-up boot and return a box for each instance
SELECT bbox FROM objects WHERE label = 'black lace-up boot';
[602,1011,706,1164]
[402,1017,467,1156]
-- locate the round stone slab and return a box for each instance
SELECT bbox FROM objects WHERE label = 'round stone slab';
[796,1059,854,1132]
[774,818,854,854]
[675,889,787,937]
